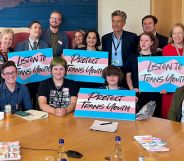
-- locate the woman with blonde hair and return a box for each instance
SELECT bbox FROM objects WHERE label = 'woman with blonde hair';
[162,23,184,119]
[0,28,14,62]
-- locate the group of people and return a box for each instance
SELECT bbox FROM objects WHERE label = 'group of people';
[0,9,184,123]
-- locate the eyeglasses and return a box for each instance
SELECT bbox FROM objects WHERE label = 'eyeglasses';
[50,17,61,21]
[3,71,17,76]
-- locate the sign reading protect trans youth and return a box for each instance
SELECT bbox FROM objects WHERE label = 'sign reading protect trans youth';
[138,56,184,92]
[63,49,108,83]
[75,88,136,121]
[8,48,53,84]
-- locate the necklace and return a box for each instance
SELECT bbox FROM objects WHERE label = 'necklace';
[174,43,184,56]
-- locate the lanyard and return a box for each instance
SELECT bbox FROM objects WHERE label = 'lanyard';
[112,36,122,56]
[174,44,184,56]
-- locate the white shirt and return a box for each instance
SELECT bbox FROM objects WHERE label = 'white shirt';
[28,38,39,50]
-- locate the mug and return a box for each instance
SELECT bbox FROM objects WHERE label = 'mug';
[0,112,4,120]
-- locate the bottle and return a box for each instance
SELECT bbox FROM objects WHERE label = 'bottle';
[4,104,12,118]
[57,139,68,161]
[111,136,125,161]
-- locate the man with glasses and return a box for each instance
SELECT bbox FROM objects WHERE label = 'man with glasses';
[42,11,69,56]
[0,61,32,113]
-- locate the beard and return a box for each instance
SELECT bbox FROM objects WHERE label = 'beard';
[50,23,60,29]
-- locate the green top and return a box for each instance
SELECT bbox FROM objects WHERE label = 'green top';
[50,32,59,56]
[168,86,184,122]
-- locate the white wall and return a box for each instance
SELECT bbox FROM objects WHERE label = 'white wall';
[98,0,151,36]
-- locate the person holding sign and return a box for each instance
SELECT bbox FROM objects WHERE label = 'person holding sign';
[0,28,14,62]
[162,23,184,119]
[0,61,32,113]
[100,65,125,90]
[77,30,102,88]
[168,85,184,122]
[15,20,49,109]
[125,32,162,117]
[38,57,78,117]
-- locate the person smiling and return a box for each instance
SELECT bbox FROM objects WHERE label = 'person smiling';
[125,32,162,117]
[102,10,137,73]
[42,11,69,56]
[0,61,32,113]
[79,30,101,51]
[161,23,184,119]
[0,29,14,62]
[38,57,78,117]
[72,30,86,49]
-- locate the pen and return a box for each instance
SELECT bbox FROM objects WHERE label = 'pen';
[100,122,112,125]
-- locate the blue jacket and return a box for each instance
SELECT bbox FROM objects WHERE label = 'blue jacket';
[15,39,49,51]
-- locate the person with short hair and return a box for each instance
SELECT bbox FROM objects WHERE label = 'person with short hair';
[38,57,78,117]
[0,28,14,62]
[100,65,125,90]
[142,15,168,51]
[0,61,32,113]
[102,10,138,73]
[42,11,69,56]
[72,30,86,49]
[168,85,184,122]
[15,20,49,109]
[15,20,49,51]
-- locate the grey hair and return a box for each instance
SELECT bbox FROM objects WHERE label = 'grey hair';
[111,10,127,22]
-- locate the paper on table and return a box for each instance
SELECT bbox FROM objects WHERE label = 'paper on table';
[16,110,48,121]
[90,120,118,132]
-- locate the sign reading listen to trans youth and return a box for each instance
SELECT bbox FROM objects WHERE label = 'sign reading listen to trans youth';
[74,88,136,121]
[63,49,108,83]
[138,56,184,92]
[8,48,53,84]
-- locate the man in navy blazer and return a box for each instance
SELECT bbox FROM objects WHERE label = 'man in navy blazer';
[42,11,69,56]
[15,20,49,109]
[15,21,49,51]
[142,15,168,53]
[102,10,138,72]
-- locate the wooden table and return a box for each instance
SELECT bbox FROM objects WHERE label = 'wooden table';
[0,114,184,161]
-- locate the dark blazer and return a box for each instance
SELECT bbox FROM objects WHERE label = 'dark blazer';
[102,30,138,67]
[155,32,168,49]
[15,39,49,51]
[41,28,69,56]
